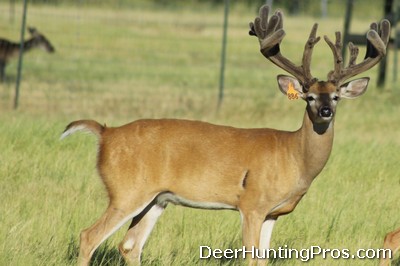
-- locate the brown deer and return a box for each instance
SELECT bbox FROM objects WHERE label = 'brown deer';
[380,227,400,265]
[60,5,390,266]
[0,27,55,82]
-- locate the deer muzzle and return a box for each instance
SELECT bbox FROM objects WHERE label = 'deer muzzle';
[319,106,333,118]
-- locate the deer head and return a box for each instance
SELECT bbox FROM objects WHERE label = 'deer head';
[28,27,55,53]
[249,5,390,126]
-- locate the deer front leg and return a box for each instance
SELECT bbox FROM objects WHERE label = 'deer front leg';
[119,204,165,265]
[240,210,265,266]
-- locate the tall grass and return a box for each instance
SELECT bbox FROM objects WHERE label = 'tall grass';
[0,3,399,266]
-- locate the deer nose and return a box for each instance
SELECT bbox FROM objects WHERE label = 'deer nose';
[319,106,333,118]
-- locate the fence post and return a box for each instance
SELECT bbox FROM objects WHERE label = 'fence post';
[217,0,229,110]
[14,0,28,110]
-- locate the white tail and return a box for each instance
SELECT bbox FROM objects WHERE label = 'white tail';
[62,5,390,266]
[60,120,104,140]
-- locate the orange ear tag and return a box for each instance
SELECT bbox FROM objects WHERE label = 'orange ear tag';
[287,81,299,100]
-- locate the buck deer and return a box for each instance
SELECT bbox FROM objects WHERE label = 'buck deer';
[380,227,400,265]
[60,5,390,266]
[0,27,55,82]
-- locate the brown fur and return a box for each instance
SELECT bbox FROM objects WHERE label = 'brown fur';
[63,88,336,265]
[380,227,400,265]
[62,79,371,266]
[61,4,387,264]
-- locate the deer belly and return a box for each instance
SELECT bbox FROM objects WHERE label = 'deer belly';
[155,192,236,210]
[268,193,307,216]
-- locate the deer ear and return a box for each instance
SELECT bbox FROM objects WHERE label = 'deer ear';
[277,75,303,96]
[28,27,38,36]
[339,77,369,99]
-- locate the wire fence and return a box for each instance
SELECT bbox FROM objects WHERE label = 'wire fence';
[0,2,232,118]
[0,1,397,119]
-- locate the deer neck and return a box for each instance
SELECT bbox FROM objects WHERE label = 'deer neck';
[21,38,38,52]
[0,38,36,62]
[296,110,334,181]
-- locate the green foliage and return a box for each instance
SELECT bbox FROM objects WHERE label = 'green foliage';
[0,2,399,266]
[11,0,388,19]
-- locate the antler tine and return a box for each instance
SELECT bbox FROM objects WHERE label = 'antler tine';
[365,22,379,59]
[348,42,359,67]
[302,23,321,89]
[326,19,391,85]
[249,5,319,89]
[324,32,344,83]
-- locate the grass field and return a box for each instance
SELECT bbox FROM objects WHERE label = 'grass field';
[0,2,399,266]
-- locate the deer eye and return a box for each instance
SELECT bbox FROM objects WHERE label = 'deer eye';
[332,95,339,101]
[306,96,315,102]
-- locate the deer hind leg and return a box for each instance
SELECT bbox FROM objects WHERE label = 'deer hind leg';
[118,203,166,265]
[77,194,157,266]
[380,227,400,266]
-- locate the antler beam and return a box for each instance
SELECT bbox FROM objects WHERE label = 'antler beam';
[249,5,320,91]
[324,19,391,84]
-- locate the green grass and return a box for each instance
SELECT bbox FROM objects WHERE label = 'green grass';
[0,3,400,266]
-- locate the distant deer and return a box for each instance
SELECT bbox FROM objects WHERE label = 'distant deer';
[0,27,55,82]
[380,227,400,265]
[60,5,390,266]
